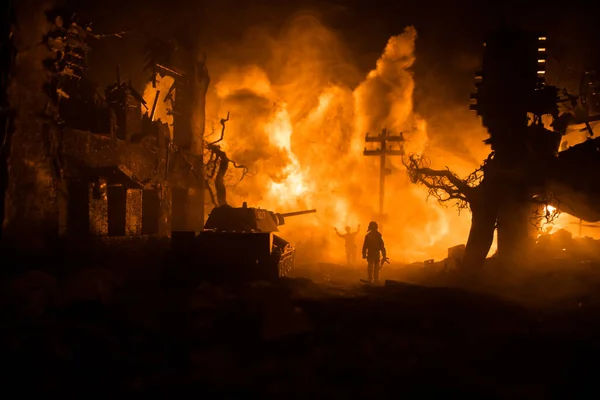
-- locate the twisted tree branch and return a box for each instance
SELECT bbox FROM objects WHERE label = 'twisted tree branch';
[403,153,483,211]
[203,112,248,206]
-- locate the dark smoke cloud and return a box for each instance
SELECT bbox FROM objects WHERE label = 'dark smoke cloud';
[65,0,599,114]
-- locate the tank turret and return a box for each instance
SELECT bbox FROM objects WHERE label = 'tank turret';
[203,202,316,233]
[192,202,317,281]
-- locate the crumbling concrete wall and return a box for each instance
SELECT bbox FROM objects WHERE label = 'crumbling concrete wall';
[3,1,58,249]
[3,3,205,245]
[61,128,164,187]
[61,129,119,170]
[117,141,158,183]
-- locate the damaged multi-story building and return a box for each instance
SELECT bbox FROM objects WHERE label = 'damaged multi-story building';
[2,6,208,254]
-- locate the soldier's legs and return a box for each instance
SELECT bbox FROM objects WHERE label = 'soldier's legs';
[373,258,380,283]
[367,259,378,282]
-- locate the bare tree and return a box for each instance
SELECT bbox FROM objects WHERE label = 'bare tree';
[203,112,249,207]
[404,153,560,271]
[404,154,498,270]
[405,154,484,212]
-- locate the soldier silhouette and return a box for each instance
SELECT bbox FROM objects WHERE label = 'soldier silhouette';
[362,221,387,283]
[334,225,360,266]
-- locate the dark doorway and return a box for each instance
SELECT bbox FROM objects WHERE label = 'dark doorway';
[67,180,90,236]
[107,185,126,236]
[142,189,160,235]
[171,187,187,231]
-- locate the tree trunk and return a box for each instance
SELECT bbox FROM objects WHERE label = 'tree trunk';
[462,183,499,271]
[215,157,228,207]
[496,186,536,266]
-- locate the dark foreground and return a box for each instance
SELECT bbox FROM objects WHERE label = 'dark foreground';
[2,257,600,398]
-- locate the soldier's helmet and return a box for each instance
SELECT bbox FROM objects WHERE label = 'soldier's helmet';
[368,221,378,231]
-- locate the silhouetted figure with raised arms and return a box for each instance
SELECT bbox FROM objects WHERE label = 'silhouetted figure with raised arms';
[334,224,360,266]
[362,221,386,283]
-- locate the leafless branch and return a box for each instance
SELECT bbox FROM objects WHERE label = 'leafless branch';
[530,193,561,229]
[230,161,249,182]
[202,112,249,206]
[208,111,230,146]
[403,153,483,211]
[205,179,218,208]
[204,120,218,140]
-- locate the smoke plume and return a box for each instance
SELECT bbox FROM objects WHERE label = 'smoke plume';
[149,13,491,264]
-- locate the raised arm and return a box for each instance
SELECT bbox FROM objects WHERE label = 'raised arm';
[334,227,343,237]
[353,224,361,235]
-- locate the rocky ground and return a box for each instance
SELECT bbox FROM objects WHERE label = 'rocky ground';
[2,250,600,398]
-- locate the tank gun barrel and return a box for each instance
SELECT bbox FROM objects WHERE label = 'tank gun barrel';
[274,209,316,226]
[279,209,317,218]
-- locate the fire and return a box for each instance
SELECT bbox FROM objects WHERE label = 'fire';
[142,74,175,132]
[541,204,566,232]
[264,105,308,200]
[541,204,581,236]
[201,19,486,264]
[140,16,498,265]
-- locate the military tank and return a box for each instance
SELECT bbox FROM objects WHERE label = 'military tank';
[193,202,316,281]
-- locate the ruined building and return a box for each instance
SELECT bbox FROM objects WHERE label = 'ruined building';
[2,6,206,252]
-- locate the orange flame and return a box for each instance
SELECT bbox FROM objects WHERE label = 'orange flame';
[200,20,490,265]
[142,75,174,133]
[146,16,512,264]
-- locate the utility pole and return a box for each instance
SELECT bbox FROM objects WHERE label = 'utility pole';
[363,128,405,228]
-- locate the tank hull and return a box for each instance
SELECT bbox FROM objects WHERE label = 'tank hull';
[192,231,295,281]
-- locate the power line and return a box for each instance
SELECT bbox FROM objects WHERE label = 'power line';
[363,128,404,230]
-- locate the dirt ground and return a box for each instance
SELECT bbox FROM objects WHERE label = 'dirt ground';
[2,255,600,398]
